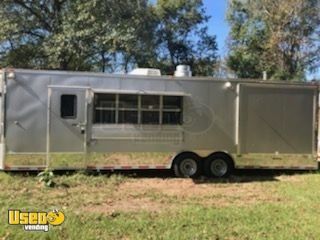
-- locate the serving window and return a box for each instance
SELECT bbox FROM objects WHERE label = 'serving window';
[93,93,183,125]
[118,94,139,123]
[162,96,182,124]
[94,94,116,123]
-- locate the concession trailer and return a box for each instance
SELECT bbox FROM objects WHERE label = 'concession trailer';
[0,66,318,177]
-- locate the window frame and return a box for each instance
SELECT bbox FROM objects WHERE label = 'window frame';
[93,94,117,124]
[141,95,161,124]
[162,96,183,125]
[118,94,139,124]
[93,93,183,125]
[61,94,77,119]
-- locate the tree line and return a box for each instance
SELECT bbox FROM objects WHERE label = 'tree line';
[0,0,319,80]
[227,0,319,80]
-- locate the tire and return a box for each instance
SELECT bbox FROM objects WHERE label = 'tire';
[173,152,202,178]
[204,153,234,178]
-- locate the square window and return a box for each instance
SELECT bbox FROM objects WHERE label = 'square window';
[163,112,182,125]
[119,94,138,109]
[61,95,77,119]
[118,110,138,123]
[141,95,160,110]
[163,96,182,110]
[94,110,115,123]
[95,94,116,108]
[141,111,160,124]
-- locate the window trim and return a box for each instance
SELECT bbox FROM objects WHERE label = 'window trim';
[93,93,183,125]
[61,94,77,119]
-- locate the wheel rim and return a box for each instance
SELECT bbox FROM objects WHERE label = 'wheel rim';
[210,159,228,177]
[180,158,197,176]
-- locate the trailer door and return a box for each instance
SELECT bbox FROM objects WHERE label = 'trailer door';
[48,86,89,169]
[238,84,316,155]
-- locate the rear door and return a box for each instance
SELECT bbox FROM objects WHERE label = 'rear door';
[239,84,316,155]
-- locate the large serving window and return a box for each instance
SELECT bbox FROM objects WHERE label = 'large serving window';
[118,94,139,124]
[93,93,183,125]
[94,94,116,123]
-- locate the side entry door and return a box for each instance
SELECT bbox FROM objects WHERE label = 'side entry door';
[48,86,89,168]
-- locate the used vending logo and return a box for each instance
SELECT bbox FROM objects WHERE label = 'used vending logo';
[8,209,65,232]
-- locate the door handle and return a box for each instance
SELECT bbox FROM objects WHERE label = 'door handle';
[71,123,86,127]
[71,123,86,134]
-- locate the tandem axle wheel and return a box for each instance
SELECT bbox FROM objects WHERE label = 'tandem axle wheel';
[172,152,234,178]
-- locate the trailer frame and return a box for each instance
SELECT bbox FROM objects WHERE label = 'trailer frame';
[0,68,318,176]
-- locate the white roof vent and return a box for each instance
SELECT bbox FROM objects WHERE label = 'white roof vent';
[129,68,161,76]
[174,65,192,77]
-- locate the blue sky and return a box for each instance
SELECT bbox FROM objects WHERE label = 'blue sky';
[150,0,230,57]
[202,0,229,57]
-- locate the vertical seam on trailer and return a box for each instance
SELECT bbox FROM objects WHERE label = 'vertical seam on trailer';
[317,87,320,160]
[84,89,89,167]
[312,88,316,156]
[235,83,240,154]
[138,95,141,124]
[0,69,6,170]
[159,95,163,125]
[46,87,51,168]
[115,94,119,123]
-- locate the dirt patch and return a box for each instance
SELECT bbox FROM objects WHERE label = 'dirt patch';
[118,179,263,197]
[117,178,282,206]
[80,177,286,214]
[83,197,169,215]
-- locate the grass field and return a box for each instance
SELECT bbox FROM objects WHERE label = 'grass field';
[1,170,320,239]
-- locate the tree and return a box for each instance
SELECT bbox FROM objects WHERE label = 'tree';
[227,0,320,80]
[154,0,218,76]
[0,0,218,76]
[75,0,158,73]
[0,0,153,71]
[0,0,93,70]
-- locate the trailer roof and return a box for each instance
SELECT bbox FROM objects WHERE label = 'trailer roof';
[2,68,318,87]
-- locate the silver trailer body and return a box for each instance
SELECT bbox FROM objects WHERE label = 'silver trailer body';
[0,68,318,171]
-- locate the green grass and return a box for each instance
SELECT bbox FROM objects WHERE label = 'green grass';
[5,153,317,170]
[1,171,320,239]
[5,152,173,168]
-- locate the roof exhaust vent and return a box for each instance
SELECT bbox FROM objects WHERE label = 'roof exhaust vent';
[174,65,192,77]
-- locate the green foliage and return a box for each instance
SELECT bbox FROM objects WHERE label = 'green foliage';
[227,0,320,80]
[154,0,218,75]
[0,0,91,70]
[0,0,218,76]
[37,168,55,187]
